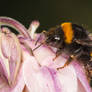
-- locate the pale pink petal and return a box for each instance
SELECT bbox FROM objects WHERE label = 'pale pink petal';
[0,17,30,39]
[57,65,77,92]
[77,79,86,92]
[0,32,22,85]
[10,63,25,92]
[22,46,78,92]
[0,63,25,92]
[22,50,61,92]
[28,20,40,39]
[19,39,55,66]
[72,62,92,92]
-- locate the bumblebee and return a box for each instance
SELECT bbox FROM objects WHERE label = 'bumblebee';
[34,22,92,86]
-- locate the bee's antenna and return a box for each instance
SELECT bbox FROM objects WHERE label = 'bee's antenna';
[35,34,42,46]
[33,30,47,51]
[33,42,44,51]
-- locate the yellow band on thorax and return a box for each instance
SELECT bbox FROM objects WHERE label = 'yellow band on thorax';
[61,22,74,44]
[90,52,92,57]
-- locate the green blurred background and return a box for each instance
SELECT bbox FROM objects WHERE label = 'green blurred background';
[0,0,92,32]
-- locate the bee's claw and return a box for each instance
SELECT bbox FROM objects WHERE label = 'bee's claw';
[53,56,57,61]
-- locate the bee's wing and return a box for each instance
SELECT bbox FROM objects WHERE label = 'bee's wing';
[74,33,92,45]
[75,39,92,46]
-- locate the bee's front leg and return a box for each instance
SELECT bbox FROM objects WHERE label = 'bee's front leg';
[53,49,62,61]
[57,55,75,70]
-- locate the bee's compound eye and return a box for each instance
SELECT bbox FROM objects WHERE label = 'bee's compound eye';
[54,36,60,40]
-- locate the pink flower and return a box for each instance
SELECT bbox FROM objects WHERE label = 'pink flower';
[0,17,91,92]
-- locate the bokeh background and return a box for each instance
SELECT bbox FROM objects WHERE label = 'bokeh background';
[0,0,92,32]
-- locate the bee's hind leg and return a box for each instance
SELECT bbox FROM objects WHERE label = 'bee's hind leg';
[57,55,75,70]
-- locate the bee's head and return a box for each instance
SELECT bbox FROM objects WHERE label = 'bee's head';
[44,27,64,48]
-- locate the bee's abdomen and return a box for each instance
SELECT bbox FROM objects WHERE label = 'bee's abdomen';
[72,24,89,40]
